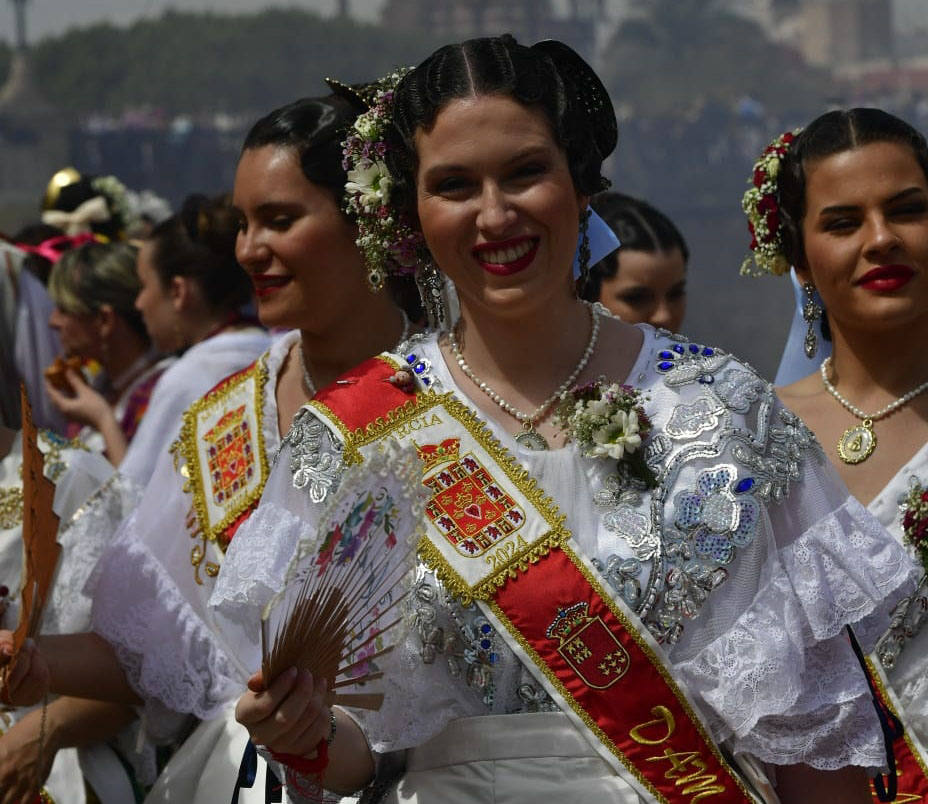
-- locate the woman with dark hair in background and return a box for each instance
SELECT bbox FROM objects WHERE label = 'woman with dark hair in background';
[743,107,928,796]
[45,241,174,465]
[0,193,270,804]
[581,191,688,331]
[0,90,417,803]
[222,36,915,804]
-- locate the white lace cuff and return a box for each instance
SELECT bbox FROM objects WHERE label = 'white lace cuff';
[91,512,240,725]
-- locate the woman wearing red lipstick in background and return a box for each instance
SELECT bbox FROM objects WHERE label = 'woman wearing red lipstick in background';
[0,92,415,804]
[0,194,270,804]
[216,39,919,804]
[745,109,928,774]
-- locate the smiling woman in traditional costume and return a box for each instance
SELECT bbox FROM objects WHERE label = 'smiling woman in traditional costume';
[0,195,270,802]
[742,107,928,801]
[0,91,419,803]
[212,36,922,804]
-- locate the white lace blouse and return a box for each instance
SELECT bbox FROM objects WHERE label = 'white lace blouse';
[81,330,284,742]
[212,326,919,773]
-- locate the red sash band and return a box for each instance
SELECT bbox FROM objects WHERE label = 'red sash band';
[313,354,759,803]
[492,545,754,803]
[866,657,928,803]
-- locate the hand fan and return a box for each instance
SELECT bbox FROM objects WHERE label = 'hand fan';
[4,386,61,682]
[261,443,425,710]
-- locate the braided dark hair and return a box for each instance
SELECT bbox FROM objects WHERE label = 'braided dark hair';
[242,93,365,215]
[386,35,617,218]
[778,108,928,269]
[580,192,689,303]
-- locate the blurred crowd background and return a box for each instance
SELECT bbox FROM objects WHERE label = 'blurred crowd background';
[2,0,926,378]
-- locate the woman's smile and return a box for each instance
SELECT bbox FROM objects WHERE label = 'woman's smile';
[250,272,294,297]
[472,237,539,275]
[853,263,915,291]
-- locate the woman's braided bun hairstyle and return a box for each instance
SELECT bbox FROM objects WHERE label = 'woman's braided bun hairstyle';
[386,35,617,218]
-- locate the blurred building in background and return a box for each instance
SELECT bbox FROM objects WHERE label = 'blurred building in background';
[379,0,604,61]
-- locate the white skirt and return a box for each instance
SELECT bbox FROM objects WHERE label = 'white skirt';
[386,712,644,804]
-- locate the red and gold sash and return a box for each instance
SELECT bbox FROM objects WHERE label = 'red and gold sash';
[171,357,270,583]
[310,355,761,803]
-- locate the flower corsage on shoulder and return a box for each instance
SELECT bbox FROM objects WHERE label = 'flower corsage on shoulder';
[555,380,657,488]
[902,480,928,574]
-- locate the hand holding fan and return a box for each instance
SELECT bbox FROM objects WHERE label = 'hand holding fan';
[260,443,425,711]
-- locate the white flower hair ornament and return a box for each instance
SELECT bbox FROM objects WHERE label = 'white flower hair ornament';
[335,69,430,293]
[740,128,802,277]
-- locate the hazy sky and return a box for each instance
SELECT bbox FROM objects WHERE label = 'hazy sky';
[1,0,921,45]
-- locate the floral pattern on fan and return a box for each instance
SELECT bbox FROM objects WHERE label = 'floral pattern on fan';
[261,442,427,710]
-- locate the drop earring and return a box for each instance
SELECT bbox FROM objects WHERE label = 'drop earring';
[802,282,822,359]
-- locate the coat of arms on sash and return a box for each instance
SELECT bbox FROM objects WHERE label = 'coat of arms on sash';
[546,601,630,690]
[420,438,525,558]
[172,359,270,582]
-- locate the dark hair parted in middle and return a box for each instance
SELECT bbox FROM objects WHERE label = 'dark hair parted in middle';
[580,192,689,303]
[242,93,366,214]
[777,107,928,269]
[148,193,253,315]
[387,35,618,215]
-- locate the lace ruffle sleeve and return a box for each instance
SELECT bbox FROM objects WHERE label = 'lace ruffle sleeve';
[664,408,918,771]
[89,448,242,734]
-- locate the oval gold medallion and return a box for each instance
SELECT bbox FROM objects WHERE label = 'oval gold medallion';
[837,422,876,465]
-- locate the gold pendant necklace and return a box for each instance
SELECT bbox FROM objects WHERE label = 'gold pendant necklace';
[836,418,876,465]
[820,358,928,465]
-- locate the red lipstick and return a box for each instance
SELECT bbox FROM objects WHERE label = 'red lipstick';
[251,273,292,298]
[472,237,539,276]
[855,265,915,292]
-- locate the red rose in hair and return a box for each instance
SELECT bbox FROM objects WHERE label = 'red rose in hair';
[753,167,766,188]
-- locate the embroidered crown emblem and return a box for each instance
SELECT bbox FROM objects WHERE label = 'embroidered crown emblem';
[545,602,591,643]
[415,437,460,472]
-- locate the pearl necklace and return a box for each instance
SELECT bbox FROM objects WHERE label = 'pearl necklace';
[820,356,928,464]
[448,302,600,451]
[298,310,411,397]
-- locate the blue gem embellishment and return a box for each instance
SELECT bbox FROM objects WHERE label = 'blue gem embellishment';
[672,344,685,354]
[734,477,756,494]
[480,639,492,650]
[414,362,426,374]
[689,344,700,354]
[658,361,675,372]
[489,652,499,665]
[480,624,491,634]
[659,350,675,360]
[405,354,417,365]
[702,347,715,357]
